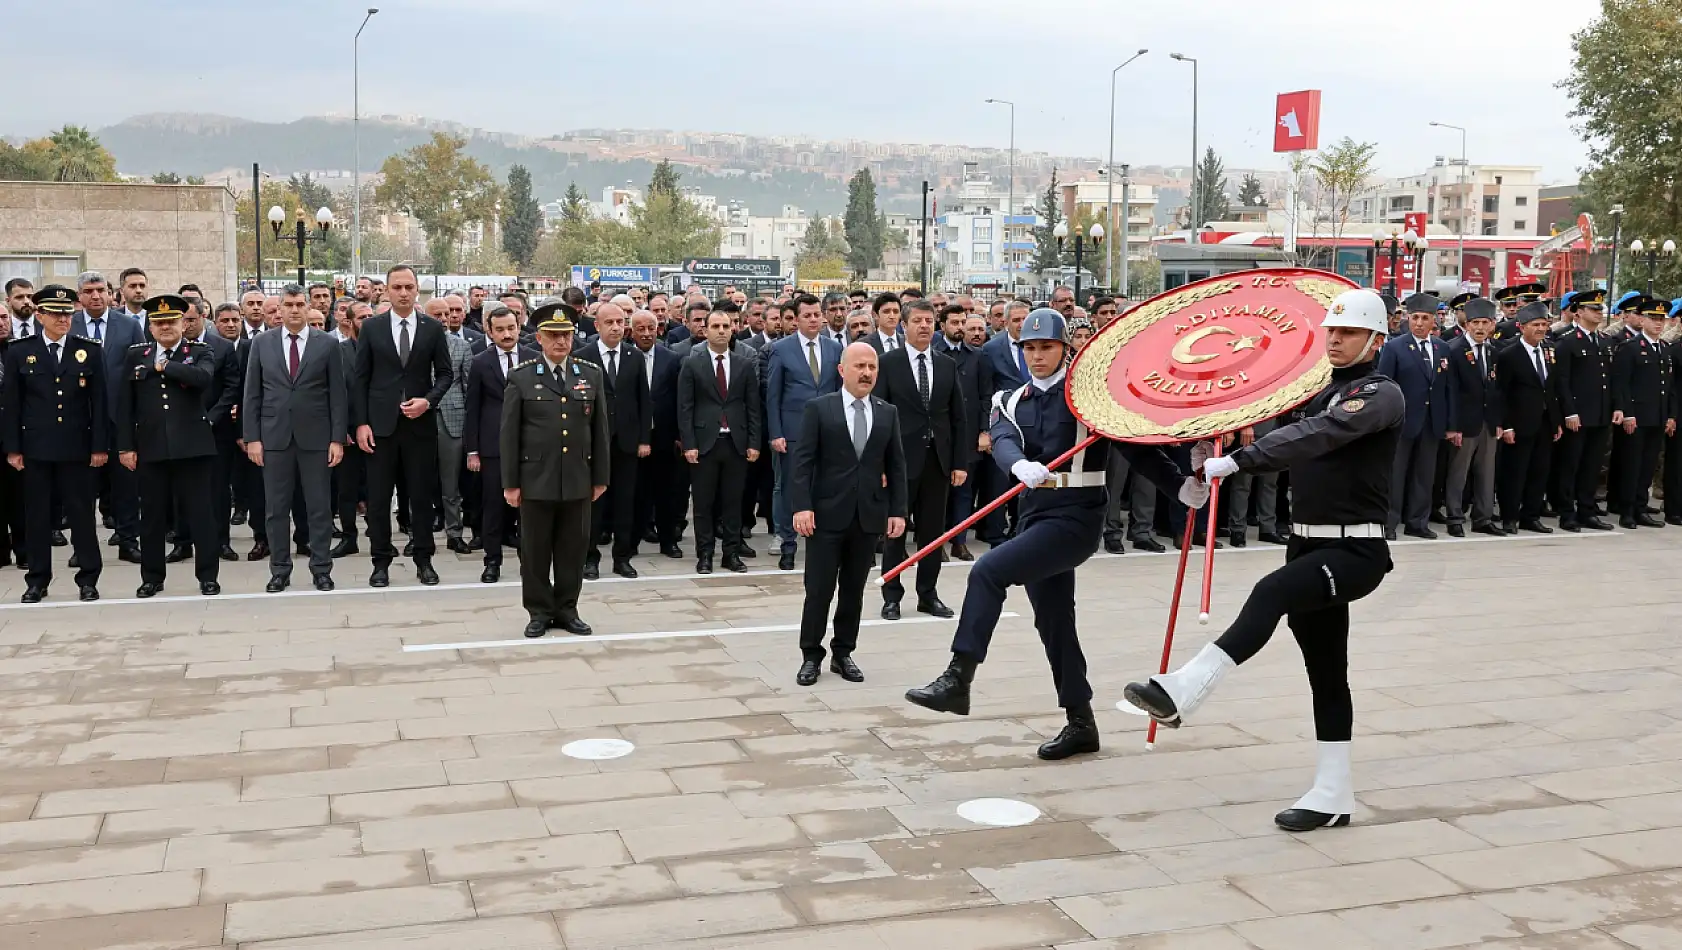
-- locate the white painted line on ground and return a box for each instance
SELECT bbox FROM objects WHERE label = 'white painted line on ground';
[402,612,1020,653]
[562,738,635,760]
[957,798,1041,826]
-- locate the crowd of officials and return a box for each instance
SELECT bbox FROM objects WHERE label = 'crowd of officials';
[2,268,1677,643]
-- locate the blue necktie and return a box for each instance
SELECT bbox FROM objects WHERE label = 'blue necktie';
[1015,342,1028,381]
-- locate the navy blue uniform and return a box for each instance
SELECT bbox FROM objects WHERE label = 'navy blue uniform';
[950,372,1187,708]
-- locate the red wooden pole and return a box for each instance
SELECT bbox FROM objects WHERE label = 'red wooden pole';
[1146,514,1199,749]
[1199,440,1223,624]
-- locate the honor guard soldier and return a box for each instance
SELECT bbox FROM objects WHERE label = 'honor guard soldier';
[115,295,222,597]
[1488,289,1521,346]
[1436,293,1464,342]
[501,304,611,639]
[1550,289,1614,532]
[1610,292,1645,348]
[1125,289,1403,833]
[1609,294,1675,528]
[906,309,1199,761]
[0,285,109,602]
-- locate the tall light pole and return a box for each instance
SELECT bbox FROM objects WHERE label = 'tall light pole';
[1170,53,1199,231]
[985,98,1015,292]
[1107,49,1148,293]
[352,7,379,281]
[1429,121,1467,287]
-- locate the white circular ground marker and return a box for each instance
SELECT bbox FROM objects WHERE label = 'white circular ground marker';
[957,798,1041,827]
[562,738,635,760]
[1115,700,1150,716]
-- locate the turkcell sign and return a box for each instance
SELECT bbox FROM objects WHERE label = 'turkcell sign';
[571,265,658,286]
[682,257,782,277]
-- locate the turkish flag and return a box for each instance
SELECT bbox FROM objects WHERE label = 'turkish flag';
[1274,90,1321,153]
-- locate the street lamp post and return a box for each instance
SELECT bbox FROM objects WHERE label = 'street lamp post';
[1630,238,1676,295]
[352,7,379,282]
[1372,228,1422,298]
[985,98,1015,292]
[1054,220,1105,304]
[1608,204,1625,299]
[272,205,335,286]
[1170,53,1199,231]
[1411,234,1431,294]
[1428,121,1467,286]
[1106,49,1148,293]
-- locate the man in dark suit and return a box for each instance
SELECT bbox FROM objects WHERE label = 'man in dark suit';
[1494,302,1563,533]
[330,301,370,557]
[115,296,222,597]
[630,309,686,559]
[1550,290,1615,531]
[1442,298,1504,537]
[875,299,969,619]
[570,301,651,579]
[941,308,994,561]
[1610,295,1675,528]
[171,299,242,563]
[441,293,488,354]
[1376,293,1456,539]
[678,308,763,574]
[71,271,145,562]
[2,285,109,602]
[766,295,844,570]
[245,285,349,591]
[464,306,537,584]
[862,292,904,355]
[352,264,455,588]
[790,342,909,686]
[974,300,1031,544]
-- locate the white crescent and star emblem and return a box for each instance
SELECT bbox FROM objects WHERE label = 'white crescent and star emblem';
[1170,326,1263,365]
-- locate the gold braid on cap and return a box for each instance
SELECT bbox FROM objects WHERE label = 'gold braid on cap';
[1068,277,1335,441]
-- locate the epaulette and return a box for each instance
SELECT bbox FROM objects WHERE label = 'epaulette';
[75,335,101,346]
[513,358,540,370]
[130,341,150,350]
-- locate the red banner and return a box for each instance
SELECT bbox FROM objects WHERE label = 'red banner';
[1404,212,1427,239]
[1505,252,1543,287]
[1462,254,1492,295]
[1274,91,1322,153]
[1373,252,1418,293]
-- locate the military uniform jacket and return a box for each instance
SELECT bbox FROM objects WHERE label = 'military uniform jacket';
[1611,335,1676,428]
[1550,324,1613,427]
[0,334,108,461]
[115,340,217,461]
[499,357,611,503]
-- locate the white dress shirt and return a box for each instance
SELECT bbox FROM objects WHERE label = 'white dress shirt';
[877,330,898,352]
[282,325,314,364]
[1412,333,1433,365]
[389,309,419,350]
[846,392,873,443]
[640,345,656,389]
[495,345,519,380]
[706,346,733,389]
[83,311,111,343]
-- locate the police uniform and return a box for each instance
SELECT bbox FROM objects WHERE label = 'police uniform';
[501,308,612,638]
[1549,289,1614,531]
[906,309,1192,761]
[1126,289,1403,833]
[115,295,221,597]
[1488,288,1522,347]
[0,285,108,601]
[1609,294,1675,527]
[1437,292,1464,342]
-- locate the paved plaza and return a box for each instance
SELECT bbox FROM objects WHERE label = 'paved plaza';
[0,525,1680,949]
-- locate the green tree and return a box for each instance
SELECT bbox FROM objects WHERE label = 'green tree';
[881,213,909,251]
[152,171,183,184]
[288,173,334,216]
[1031,167,1064,275]
[631,190,719,265]
[1237,172,1266,208]
[531,218,640,275]
[648,159,683,200]
[374,132,501,273]
[795,217,847,264]
[500,164,543,270]
[843,169,885,277]
[798,255,848,280]
[561,182,591,224]
[24,125,119,182]
[907,260,946,288]
[1565,0,1682,295]
[1063,206,1109,286]
[0,140,50,180]
[1125,258,1162,298]
[1310,137,1379,268]
[1189,146,1230,227]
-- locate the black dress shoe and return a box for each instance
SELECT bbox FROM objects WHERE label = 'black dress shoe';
[230,510,247,526]
[830,655,864,682]
[696,557,713,575]
[466,537,484,552]
[524,619,549,638]
[905,655,976,715]
[219,544,238,562]
[916,597,954,619]
[1403,526,1437,540]
[1228,530,1247,548]
[136,582,163,598]
[332,527,344,540]
[415,563,440,586]
[51,530,67,547]
[402,540,415,557]
[68,554,79,568]
[166,544,193,563]
[21,586,45,604]
[1037,708,1101,760]
[447,538,469,555]
[1520,518,1554,534]
[583,561,600,581]
[1557,519,1581,533]
[480,565,500,584]
[1447,523,1465,538]
[1580,516,1613,531]
[642,529,660,544]
[504,533,520,548]
[369,566,389,588]
[1275,808,1351,833]
[1636,512,1665,528]
[739,544,757,558]
[200,581,221,596]
[266,575,289,593]
[103,514,115,530]
[881,601,901,621]
[555,615,592,635]
[661,543,683,559]
[1132,537,1166,553]
[1103,538,1125,555]
[722,555,748,573]
[1257,531,1287,545]
[1383,526,1398,541]
[612,559,637,579]
[1122,679,1181,727]
[1472,522,1506,537]
[330,539,359,558]
[1620,516,1639,529]
[778,551,796,571]
[313,575,335,592]
[117,546,142,564]
[1429,510,1447,524]
[78,586,99,602]
[1503,520,1521,534]
[796,659,821,686]
[952,543,975,561]
[247,542,270,561]
[294,542,310,557]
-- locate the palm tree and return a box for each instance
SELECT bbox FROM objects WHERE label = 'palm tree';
[45,125,117,182]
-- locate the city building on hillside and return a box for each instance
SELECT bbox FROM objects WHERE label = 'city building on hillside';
[934,165,1038,295]
[1351,161,1542,241]
[1056,176,1159,264]
[719,206,813,263]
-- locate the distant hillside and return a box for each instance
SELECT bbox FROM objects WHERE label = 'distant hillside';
[95,114,855,215]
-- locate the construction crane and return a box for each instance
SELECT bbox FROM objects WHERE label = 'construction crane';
[1527,213,1594,301]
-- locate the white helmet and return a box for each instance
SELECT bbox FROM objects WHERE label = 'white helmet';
[1321,289,1389,335]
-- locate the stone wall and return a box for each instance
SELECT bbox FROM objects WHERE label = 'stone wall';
[0,181,239,301]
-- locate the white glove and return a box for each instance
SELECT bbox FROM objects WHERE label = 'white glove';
[1178,475,1210,510]
[1189,440,1216,471]
[1010,459,1052,489]
[1203,455,1240,482]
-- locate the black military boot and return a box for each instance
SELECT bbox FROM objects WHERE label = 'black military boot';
[1036,705,1100,760]
[905,653,978,716]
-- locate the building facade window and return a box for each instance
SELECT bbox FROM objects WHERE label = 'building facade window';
[1513,221,1527,232]
[970,245,993,267]
[973,221,993,240]
[1515,196,1528,206]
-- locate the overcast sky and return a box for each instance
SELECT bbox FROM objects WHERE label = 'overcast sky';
[8,0,1596,181]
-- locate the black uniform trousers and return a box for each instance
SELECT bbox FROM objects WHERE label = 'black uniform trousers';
[333,443,366,543]
[23,461,100,590]
[1554,425,1612,520]
[798,514,877,662]
[477,462,510,566]
[691,441,747,559]
[742,450,773,534]
[1497,432,1552,522]
[140,457,218,586]
[635,448,685,546]
[881,445,950,604]
[1614,426,1665,517]
[175,427,238,552]
[97,460,140,547]
[238,451,267,544]
[0,461,25,565]
[1213,536,1391,742]
[951,501,1101,709]
[1388,433,1439,532]
[588,448,638,563]
[365,417,440,565]
[520,498,591,622]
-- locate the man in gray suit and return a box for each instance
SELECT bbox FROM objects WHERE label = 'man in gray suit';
[243,284,348,592]
[428,296,474,553]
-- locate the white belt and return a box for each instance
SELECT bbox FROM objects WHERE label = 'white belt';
[1292,523,1385,539]
[1040,471,1107,489]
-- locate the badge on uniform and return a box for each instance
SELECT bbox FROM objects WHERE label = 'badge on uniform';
[79,377,87,387]
[25,355,35,364]
[75,349,86,363]
[1340,398,1365,412]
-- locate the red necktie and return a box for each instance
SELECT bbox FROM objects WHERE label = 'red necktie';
[288,334,301,379]
[715,355,729,430]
